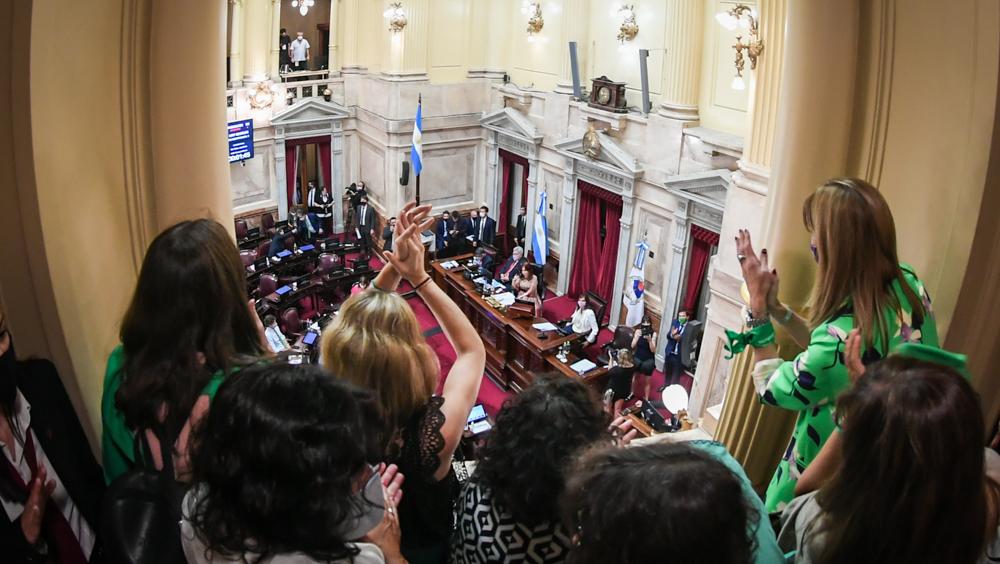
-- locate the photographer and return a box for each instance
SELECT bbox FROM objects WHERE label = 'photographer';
[631,317,657,399]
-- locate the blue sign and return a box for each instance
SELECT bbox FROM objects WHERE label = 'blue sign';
[228,119,254,163]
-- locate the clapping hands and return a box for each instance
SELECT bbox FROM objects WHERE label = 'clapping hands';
[383,202,435,282]
[735,229,778,315]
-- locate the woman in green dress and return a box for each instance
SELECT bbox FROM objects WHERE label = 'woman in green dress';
[101,219,268,483]
[734,177,938,512]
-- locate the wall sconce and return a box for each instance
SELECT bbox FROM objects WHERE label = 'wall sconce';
[522,1,544,35]
[291,0,314,17]
[617,5,639,44]
[715,4,763,90]
[384,3,407,33]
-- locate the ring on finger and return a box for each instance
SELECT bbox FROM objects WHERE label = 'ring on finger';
[737,254,747,262]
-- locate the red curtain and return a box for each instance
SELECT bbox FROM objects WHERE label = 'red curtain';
[595,203,621,308]
[682,225,721,312]
[498,160,511,236]
[285,145,298,214]
[498,149,529,237]
[569,181,623,305]
[317,140,332,192]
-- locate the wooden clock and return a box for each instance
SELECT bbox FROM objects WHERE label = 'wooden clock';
[588,76,628,113]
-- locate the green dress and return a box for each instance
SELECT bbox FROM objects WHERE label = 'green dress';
[757,265,938,512]
[101,346,225,484]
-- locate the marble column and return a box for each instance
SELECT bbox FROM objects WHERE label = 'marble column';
[608,193,635,326]
[656,200,690,363]
[327,0,339,73]
[658,0,704,121]
[481,0,508,80]
[331,129,345,232]
[556,165,578,294]
[340,0,361,73]
[242,0,272,82]
[228,0,244,85]
[709,0,860,487]
[554,0,591,95]
[268,0,281,79]
[383,0,429,81]
[150,0,234,231]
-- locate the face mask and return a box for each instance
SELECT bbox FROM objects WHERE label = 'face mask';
[0,334,17,411]
[678,316,688,324]
[336,466,385,540]
[577,302,586,310]
[810,243,819,263]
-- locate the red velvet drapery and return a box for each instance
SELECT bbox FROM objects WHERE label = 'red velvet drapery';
[682,225,721,312]
[317,140,332,192]
[285,145,298,213]
[568,181,623,308]
[499,149,529,237]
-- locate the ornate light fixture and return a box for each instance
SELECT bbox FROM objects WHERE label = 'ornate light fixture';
[617,5,639,44]
[522,1,544,35]
[323,87,332,102]
[384,3,407,33]
[716,4,763,90]
[291,0,314,17]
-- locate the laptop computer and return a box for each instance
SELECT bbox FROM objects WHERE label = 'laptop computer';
[275,285,292,296]
[302,331,319,347]
[276,249,293,258]
[466,404,491,435]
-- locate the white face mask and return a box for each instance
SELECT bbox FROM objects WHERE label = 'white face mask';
[336,466,385,540]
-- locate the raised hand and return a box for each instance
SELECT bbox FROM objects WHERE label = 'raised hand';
[20,465,55,546]
[735,229,775,313]
[844,329,866,384]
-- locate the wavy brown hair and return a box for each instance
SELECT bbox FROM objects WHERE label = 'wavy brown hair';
[320,289,438,433]
[811,356,1000,564]
[116,219,265,437]
[802,177,925,347]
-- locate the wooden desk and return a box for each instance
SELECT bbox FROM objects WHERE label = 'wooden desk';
[546,352,610,387]
[430,255,575,391]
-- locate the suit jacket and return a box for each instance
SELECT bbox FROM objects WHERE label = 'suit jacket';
[475,217,497,246]
[435,220,453,250]
[382,226,394,252]
[667,320,686,356]
[355,204,375,232]
[515,214,526,241]
[456,217,473,238]
[496,256,524,282]
[0,359,105,561]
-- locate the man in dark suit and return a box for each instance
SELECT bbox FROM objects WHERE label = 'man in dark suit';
[382,216,397,253]
[267,227,288,257]
[496,246,525,287]
[662,309,690,388]
[0,315,106,562]
[514,206,527,248]
[450,210,473,254]
[355,196,376,256]
[474,205,496,248]
[435,211,453,256]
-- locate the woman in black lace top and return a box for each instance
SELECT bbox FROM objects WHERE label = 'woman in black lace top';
[321,202,486,564]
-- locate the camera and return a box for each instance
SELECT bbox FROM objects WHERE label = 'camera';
[641,325,653,337]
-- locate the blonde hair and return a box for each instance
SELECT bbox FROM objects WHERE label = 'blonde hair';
[617,348,634,368]
[320,289,438,430]
[802,178,925,348]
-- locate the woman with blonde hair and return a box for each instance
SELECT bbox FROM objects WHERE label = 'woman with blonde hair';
[321,202,486,564]
[732,177,938,512]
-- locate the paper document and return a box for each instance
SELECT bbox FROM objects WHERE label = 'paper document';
[493,292,516,306]
[441,261,460,269]
[570,359,598,374]
[532,322,559,331]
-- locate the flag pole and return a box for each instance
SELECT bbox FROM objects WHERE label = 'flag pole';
[415,94,422,205]
[416,174,421,205]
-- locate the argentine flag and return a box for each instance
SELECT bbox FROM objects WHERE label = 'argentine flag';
[532,191,548,264]
[624,239,650,327]
[410,97,423,176]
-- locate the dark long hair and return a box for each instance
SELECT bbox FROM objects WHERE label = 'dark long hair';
[563,442,756,564]
[116,219,265,437]
[188,363,383,561]
[811,356,999,564]
[475,374,607,526]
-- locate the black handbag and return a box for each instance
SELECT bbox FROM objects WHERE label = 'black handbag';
[101,427,187,564]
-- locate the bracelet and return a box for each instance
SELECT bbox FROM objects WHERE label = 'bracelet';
[723,322,776,359]
[412,277,432,292]
[777,305,794,324]
[370,281,388,292]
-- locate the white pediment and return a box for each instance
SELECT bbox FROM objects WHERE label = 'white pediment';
[664,169,730,212]
[555,131,644,179]
[480,107,543,144]
[271,98,350,126]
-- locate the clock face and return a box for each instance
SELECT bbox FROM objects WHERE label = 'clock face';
[597,86,612,105]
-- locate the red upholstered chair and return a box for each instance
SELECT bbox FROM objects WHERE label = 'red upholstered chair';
[256,241,270,259]
[259,273,278,297]
[317,253,339,276]
[261,213,276,236]
[280,307,303,338]
[239,250,255,267]
[235,219,249,240]
[584,291,609,328]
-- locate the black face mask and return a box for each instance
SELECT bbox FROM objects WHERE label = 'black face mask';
[0,334,17,413]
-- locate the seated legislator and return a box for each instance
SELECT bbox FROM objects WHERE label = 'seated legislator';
[434,212,453,256]
[263,315,290,353]
[495,246,525,287]
[472,248,494,280]
[267,227,288,258]
[0,302,106,563]
[451,375,608,564]
[561,295,599,345]
[511,264,542,313]
[182,363,407,564]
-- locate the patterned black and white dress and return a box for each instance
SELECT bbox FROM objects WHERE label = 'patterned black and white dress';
[450,478,573,564]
